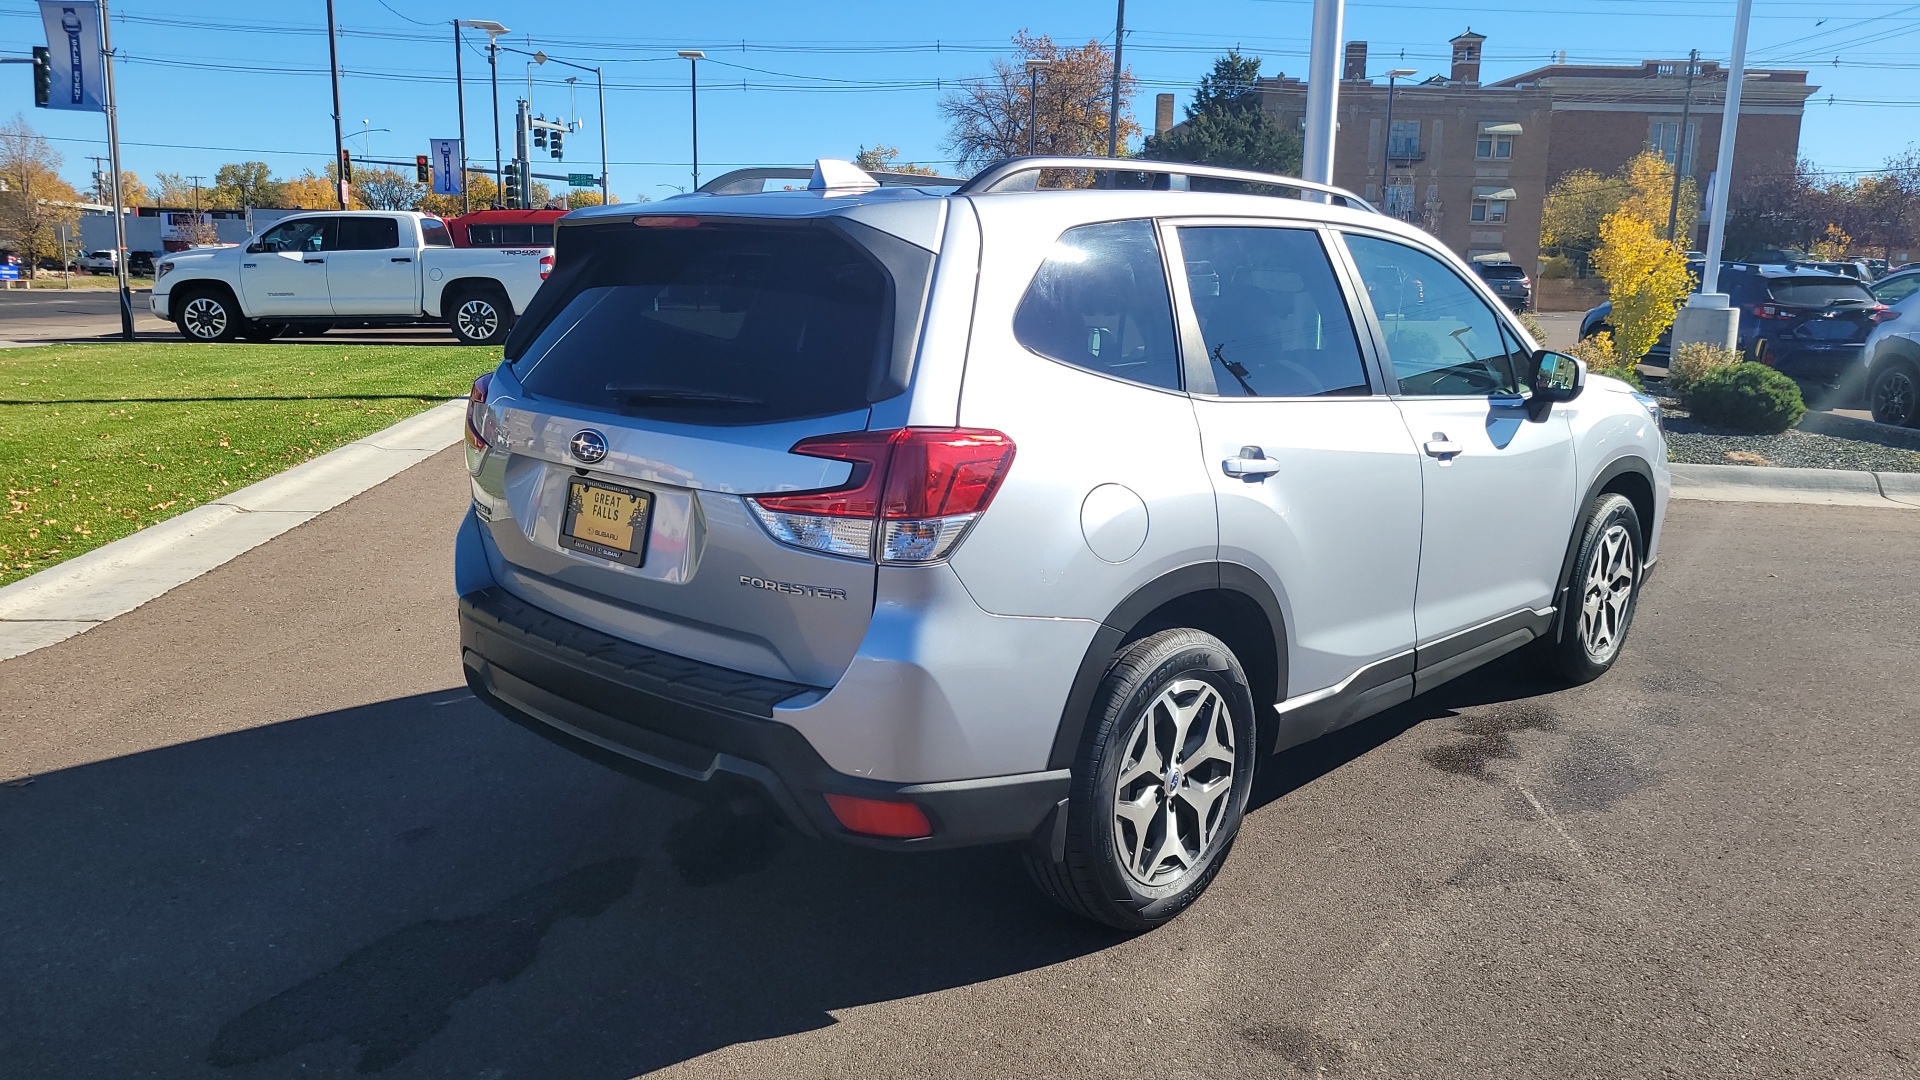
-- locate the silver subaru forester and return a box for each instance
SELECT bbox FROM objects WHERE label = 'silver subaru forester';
[456,156,1669,930]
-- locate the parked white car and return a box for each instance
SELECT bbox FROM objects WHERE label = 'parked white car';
[79,250,118,274]
[151,211,551,344]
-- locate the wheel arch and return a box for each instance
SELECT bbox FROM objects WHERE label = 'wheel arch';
[1548,456,1655,641]
[1870,339,1920,378]
[1047,563,1288,770]
[437,276,512,321]
[170,276,243,315]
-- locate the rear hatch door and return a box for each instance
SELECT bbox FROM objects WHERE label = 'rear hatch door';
[470,210,937,686]
[1768,276,1879,348]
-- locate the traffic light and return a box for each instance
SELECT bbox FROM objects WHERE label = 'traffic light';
[31,46,50,108]
[415,154,431,183]
[339,149,353,182]
[533,121,546,150]
[502,162,521,208]
[549,129,563,159]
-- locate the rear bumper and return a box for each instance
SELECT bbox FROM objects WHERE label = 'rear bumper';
[459,587,1068,850]
[1759,340,1865,379]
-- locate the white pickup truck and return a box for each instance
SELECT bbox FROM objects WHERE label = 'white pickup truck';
[152,210,552,345]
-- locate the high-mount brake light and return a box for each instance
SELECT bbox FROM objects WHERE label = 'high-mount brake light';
[465,373,494,455]
[747,428,1017,563]
[634,216,703,228]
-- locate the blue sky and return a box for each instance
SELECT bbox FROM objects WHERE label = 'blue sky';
[3,0,1916,202]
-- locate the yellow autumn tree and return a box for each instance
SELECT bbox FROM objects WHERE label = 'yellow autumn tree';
[1592,209,1693,365]
[1543,150,1697,258]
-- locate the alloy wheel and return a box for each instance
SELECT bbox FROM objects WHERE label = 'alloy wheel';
[1111,677,1238,888]
[1873,368,1917,426]
[456,299,499,342]
[182,297,227,340]
[1579,523,1637,664]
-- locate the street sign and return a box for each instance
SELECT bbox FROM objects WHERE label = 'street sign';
[568,173,593,188]
[0,265,20,280]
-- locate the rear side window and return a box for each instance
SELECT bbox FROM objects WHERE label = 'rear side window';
[510,223,896,425]
[1768,278,1874,306]
[1177,226,1370,397]
[1014,220,1181,391]
[334,217,400,251]
[420,218,454,247]
[468,223,554,246]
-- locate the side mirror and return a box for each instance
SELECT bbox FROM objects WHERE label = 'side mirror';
[1525,350,1585,420]
[245,241,266,254]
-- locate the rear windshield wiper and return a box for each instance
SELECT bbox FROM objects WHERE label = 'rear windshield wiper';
[1826,298,1871,307]
[604,384,765,407]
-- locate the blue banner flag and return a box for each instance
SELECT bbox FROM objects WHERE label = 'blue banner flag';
[38,1,105,113]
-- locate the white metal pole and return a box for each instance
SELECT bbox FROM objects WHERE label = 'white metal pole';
[1301,0,1344,193]
[98,0,132,338]
[1700,0,1753,298]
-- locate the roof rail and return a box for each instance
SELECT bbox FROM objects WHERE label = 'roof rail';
[953,156,1378,213]
[697,166,965,196]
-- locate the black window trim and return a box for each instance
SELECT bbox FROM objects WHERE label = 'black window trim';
[1010,216,1192,398]
[1329,225,1539,402]
[1160,216,1393,401]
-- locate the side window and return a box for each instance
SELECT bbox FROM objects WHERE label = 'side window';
[1176,226,1370,397]
[333,217,400,251]
[256,218,332,253]
[420,218,454,247]
[1013,220,1181,391]
[1344,234,1525,396]
[1874,275,1919,305]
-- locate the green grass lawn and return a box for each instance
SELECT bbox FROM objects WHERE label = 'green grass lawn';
[0,342,500,588]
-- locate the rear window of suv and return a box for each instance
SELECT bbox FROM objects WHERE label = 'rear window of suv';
[1476,264,1528,280]
[1767,278,1875,306]
[508,222,909,425]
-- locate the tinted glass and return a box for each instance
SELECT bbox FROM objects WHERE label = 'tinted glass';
[510,224,893,425]
[1873,274,1920,304]
[1345,234,1524,396]
[532,223,555,245]
[1013,220,1180,390]
[467,223,552,246]
[1477,264,1527,280]
[333,217,400,251]
[1177,226,1369,398]
[1768,278,1875,306]
[255,219,332,253]
[420,218,453,247]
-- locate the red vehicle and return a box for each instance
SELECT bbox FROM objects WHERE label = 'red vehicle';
[445,209,567,248]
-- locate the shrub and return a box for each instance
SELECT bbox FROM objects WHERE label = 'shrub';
[1515,310,1548,345]
[1686,362,1806,434]
[1567,330,1644,389]
[1666,341,1740,403]
[1540,255,1574,280]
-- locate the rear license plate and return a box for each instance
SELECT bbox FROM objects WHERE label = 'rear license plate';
[561,478,652,567]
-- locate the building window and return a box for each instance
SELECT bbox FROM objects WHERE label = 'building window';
[1385,182,1417,221]
[1649,120,1698,175]
[1470,199,1507,224]
[1388,120,1420,159]
[1476,133,1513,160]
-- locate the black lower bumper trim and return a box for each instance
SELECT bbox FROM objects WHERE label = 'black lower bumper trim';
[459,588,1068,850]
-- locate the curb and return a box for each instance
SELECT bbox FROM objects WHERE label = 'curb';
[1670,462,1920,509]
[0,399,466,662]
[1795,409,1920,452]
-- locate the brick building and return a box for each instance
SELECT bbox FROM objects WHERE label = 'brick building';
[1214,32,1815,270]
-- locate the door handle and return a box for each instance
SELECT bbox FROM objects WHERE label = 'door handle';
[1423,433,1463,463]
[1222,446,1281,481]
[390,257,412,263]
[303,259,325,265]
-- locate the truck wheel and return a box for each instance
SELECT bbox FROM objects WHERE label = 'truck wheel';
[1023,628,1256,932]
[449,287,511,346]
[175,288,241,343]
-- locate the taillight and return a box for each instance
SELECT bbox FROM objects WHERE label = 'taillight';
[1755,304,1788,320]
[538,254,553,280]
[748,428,1016,563]
[1869,305,1898,323]
[465,372,494,454]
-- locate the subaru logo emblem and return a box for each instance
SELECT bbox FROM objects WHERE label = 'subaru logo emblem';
[568,429,608,464]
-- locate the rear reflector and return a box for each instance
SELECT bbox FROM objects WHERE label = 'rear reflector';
[823,793,933,839]
[748,428,1016,563]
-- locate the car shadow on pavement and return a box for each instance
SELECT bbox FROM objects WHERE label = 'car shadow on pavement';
[0,690,1119,1078]
[1251,649,1562,812]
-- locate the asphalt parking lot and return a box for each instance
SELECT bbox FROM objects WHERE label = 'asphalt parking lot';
[2,448,1915,1079]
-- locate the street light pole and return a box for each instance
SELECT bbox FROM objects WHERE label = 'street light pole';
[678,50,705,189]
[1666,49,1699,243]
[1301,0,1346,192]
[453,22,468,215]
[1672,0,1754,356]
[1106,0,1125,157]
[99,0,132,338]
[325,0,347,210]
[597,66,609,203]
[489,33,504,205]
[456,21,508,212]
[1379,68,1416,217]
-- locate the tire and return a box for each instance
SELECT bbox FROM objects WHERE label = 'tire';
[1536,493,1644,684]
[174,288,241,343]
[240,321,288,343]
[448,287,511,346]
[1868,359,1920,428]
[1023,628,1257,931]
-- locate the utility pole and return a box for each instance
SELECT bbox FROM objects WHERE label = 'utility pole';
[188,174,203,212]
[325,0,346,209]
[1025,60,1053,156]
[596,65,608,203]
[1106,0,1126,157]
[87,154,109,202]
[678,50,704,189]
[1301,0,1345,193]
[99,0,132,339]
[1666,49,1699,243]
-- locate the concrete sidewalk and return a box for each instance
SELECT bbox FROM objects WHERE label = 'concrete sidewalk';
[0,400,465,660]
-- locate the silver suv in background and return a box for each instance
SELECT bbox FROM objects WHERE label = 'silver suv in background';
[456,157,1669,930]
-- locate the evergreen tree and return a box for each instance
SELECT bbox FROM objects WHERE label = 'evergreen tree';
[1143,52,1301,176]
